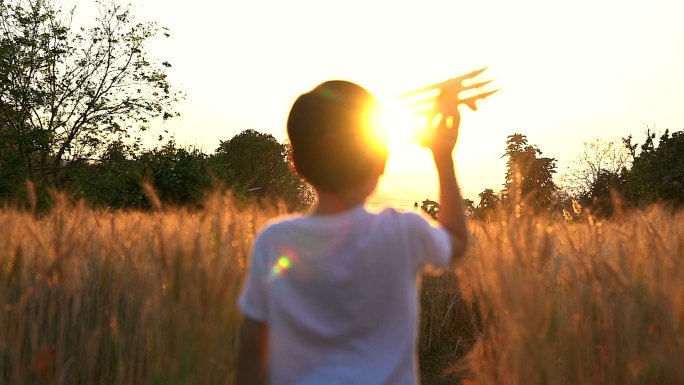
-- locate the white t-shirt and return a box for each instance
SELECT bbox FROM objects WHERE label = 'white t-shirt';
[238,205,452,385]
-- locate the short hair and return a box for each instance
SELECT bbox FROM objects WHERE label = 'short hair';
[287,81,388,193]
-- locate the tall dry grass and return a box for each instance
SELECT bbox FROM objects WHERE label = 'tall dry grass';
[1,197,682,384]
[0,194,277,385]
[451,207,684,384]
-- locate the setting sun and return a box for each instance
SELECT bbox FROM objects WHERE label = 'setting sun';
[376,95,421,151]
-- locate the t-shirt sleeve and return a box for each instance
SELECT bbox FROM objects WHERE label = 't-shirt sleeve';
[403,212,453,270]
[237,232,269,322]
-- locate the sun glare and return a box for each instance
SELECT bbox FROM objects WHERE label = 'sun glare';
[368,93,438,180]
[376,95,423,151]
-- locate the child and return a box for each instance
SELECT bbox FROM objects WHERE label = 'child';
[236,80,468,385]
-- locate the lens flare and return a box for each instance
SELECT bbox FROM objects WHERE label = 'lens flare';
[271,256,292,276]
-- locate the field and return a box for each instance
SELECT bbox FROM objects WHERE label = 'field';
[1,195,682,385]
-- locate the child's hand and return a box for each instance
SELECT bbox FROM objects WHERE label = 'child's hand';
[420,104,461,160]
[400,68,497,158]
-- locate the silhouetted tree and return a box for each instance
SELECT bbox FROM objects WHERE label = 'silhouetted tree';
[0,109,28,202]
[625,128,684,206]
[463,198,475,217]
[0,0,179,189]
[76,141,147,209]
[136,141,211,207]
[502,133,557,212]
[209,129,313,211]
[564,139,630,198]
[474,188,499,221]
[420,199,440,219]
[562,139,630,216]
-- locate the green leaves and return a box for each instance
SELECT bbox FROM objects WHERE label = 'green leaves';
[627,129,684,206]
[0,0,182,188]
[209,130,313,211]
[503,133,558,212]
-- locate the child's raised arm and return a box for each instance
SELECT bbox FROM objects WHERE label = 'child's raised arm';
[402,69,496,263]
[428,109,469,264]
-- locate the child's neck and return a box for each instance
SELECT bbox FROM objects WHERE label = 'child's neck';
[312,178,377,216]
[313,193,366,215]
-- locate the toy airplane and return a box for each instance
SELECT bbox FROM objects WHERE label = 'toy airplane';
[399,67,498,113]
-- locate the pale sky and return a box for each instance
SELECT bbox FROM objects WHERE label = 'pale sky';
[70,0,684,205]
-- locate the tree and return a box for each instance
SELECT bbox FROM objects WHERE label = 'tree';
[420,199,440,219]
[138,141,211,207]
[76,140,146,209]
[626,128,684,206]
[502,133,557,212]
[0,0,180,189]
[0,108,27,201]
[474,188,499,221]
[563,139,630,200]
[463,198,475,218]
[209,129,313,211]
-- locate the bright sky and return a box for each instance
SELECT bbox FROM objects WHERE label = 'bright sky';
[72,0,684,206]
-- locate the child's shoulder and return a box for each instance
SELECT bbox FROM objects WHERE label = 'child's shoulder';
[256,206,434,238]
[257,212,305,236]
[373,206,435,224]
[364,206,440,235]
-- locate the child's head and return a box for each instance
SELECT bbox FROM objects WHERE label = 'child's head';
[287,81,388,193]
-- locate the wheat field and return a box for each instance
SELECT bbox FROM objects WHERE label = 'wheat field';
[1,196,682,384]
[455,206,684,384]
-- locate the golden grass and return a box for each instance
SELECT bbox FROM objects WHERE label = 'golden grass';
[452,207,684,384]
[1,198,682,384]
[0,194,276,385]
